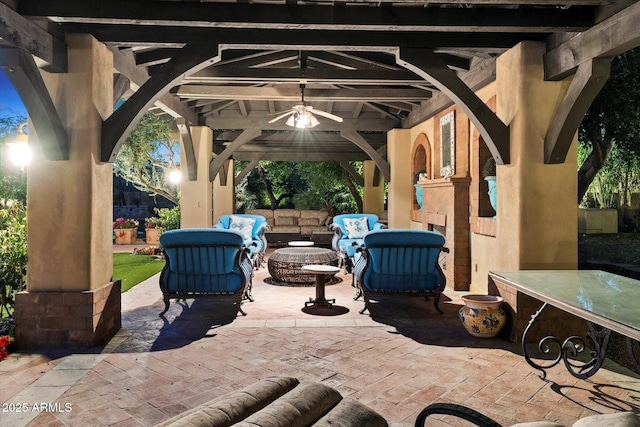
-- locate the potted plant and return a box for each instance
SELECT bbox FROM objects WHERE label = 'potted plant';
[482,157,497,217]
[144,217,162,246]
[113,218,139,244]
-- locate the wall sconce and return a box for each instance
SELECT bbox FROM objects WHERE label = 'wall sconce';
[7,122,32,169]
[168,169,181,184]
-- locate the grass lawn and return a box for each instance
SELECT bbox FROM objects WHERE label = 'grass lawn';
[113,253,164,293]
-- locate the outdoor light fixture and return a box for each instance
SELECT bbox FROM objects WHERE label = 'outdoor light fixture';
[269,84,342,129]
[285,110,321,129]
[7,122,32,169]
[168,169,181,184]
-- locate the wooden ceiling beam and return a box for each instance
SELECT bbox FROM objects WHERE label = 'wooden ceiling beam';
[184,66,424,85]
[59,25,546,50]
[176,86,431,102]
[22,1,594,33]
[544,0,640,80]
[0,2,67,72]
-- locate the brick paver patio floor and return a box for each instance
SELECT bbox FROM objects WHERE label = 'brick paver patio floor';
[1,247,639,426]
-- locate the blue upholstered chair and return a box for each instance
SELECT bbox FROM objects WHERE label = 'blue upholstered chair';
[330,214,385,271]
[354,229,448,314]
[214,214,268,267]
[159,228,254,317]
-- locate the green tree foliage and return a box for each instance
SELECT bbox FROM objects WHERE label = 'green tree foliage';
[154,205,181,232]
[579,144,640,209]
[293,162,361,214]
[114,112,181,204]
[235,160,364,214]
[0,202,27,318]
[578,47,640,203]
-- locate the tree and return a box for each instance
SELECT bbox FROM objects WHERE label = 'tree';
[235,160,364,214]
[113,112,181,204]
[578,47,640,203]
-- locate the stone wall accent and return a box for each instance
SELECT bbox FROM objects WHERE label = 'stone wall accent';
[15,281,121,349]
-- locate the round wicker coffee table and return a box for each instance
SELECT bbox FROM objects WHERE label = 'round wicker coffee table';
[267,247,339,285]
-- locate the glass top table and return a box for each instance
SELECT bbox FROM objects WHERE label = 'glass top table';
[490,270,640,340]
[490,270,640,378]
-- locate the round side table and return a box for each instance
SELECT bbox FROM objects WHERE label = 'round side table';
[302,264,341,309]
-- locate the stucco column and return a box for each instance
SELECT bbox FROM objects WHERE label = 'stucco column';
[180,126,213,228]
[362,160,385,216]
[16,34,120,348]
[490,41,580,342]
[387,128,412,228]
[212,159,235,223]
[495,41,578,271]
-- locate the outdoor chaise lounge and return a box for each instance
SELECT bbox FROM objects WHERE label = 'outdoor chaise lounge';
[158,228,254,317]
[214,214,269,267]
[354,229,448,314]
[330,213,386,272]
[154,376,387,427]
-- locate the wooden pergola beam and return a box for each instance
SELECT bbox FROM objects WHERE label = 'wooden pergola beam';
[176,118,198,181]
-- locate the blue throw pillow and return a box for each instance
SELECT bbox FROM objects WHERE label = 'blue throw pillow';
[343,217,368,239]
[229,215,256,240]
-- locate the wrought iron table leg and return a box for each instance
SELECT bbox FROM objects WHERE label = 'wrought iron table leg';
[522,302,612,380]
[626,337,640,373]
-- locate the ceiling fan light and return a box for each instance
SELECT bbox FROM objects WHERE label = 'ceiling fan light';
[295,113,310,128]
[308,114,320,128]
[285,114,296,127]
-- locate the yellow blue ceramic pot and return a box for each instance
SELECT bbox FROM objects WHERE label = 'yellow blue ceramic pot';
[459,295,506,338]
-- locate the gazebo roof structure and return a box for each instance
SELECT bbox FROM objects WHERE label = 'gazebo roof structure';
[1,0,639,175]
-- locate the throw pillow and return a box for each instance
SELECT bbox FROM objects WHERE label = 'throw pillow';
[229,215,256,240]
[343,217,369,239]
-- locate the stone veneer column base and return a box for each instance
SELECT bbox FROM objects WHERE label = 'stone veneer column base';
[15,281,121,349]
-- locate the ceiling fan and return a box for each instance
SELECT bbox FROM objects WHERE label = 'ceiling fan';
[268,84,343,129]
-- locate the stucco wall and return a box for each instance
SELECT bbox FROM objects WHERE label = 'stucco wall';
[27,34,114,292]
[404,41,578,293]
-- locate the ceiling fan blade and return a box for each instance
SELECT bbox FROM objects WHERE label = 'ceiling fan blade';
[268,111,294,123]
[309,108,344,123]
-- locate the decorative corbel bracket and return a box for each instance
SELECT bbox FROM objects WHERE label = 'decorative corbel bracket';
[544,58,611,164]
[397,48,510,165]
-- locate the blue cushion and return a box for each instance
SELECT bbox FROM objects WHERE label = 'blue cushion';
[338,238,364,257]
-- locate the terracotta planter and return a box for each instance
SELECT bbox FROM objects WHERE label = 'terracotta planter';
[459,295,506,338]
[145,228,161,245]
[114,228,137,245]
